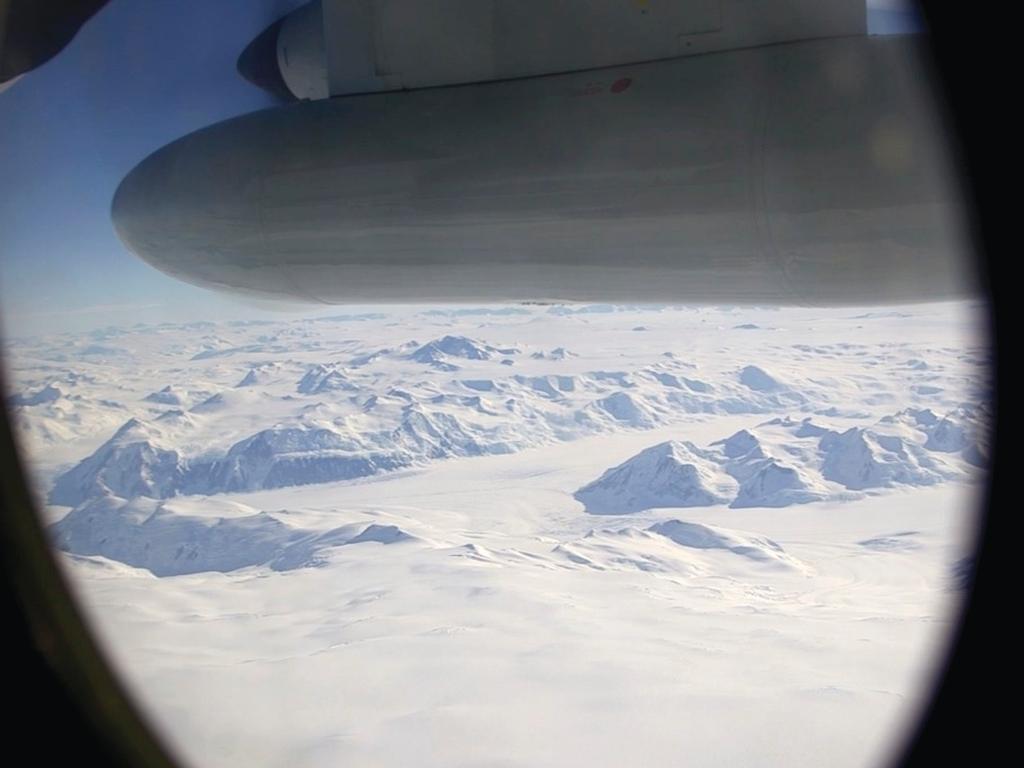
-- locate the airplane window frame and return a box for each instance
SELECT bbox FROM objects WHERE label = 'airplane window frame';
[0,1,1003,766]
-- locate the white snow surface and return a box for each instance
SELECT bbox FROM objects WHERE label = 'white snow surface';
[3,302,990,768]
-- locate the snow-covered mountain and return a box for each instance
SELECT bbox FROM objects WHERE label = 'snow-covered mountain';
[143,384,193,406]
[4,303,990,768]
[818,426,949,490]
[647,519,803,569]
[576,409,976,514]
[296,364,358,394]
[8,382,65,406]
[409,335,517,368]
[49,418,187,506]
[28,304,987,520]
[50,494,416,576]
[575,441,732,514]
[41,367,830,506]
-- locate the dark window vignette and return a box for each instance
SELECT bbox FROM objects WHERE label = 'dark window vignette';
[892,2,1004,765]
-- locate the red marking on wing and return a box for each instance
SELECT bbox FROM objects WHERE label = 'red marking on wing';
[610,77,633,93]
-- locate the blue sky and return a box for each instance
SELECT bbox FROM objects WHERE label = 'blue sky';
[0,1,918,337]
[0,0,309,336]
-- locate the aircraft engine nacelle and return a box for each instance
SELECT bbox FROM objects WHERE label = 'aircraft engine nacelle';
[114,35,975,306]
[244,0,869,101]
